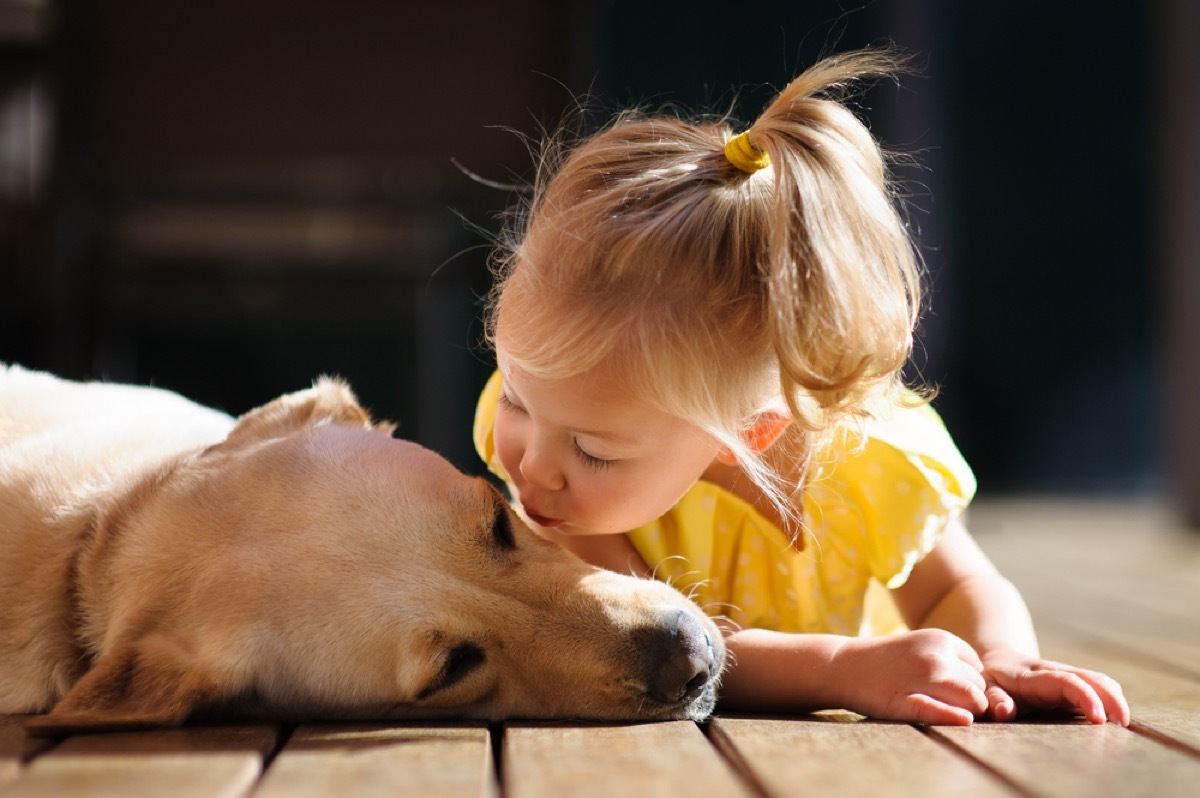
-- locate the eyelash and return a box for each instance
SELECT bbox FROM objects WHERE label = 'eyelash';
[499,392,615,472]
[573,443,615,472]
[497,391,522,413]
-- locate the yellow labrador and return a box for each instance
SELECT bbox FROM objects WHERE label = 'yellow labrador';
[0,365,723,733]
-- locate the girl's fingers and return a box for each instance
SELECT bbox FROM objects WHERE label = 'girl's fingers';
[985,684,1017,721]
[957,641,985,673]
[1004,669,1107,723]
[1066,668,1131,727]
[1053,673,1108,724]
[922,666,989,717]
[1023,660,1131,725]
[905,693,976,726]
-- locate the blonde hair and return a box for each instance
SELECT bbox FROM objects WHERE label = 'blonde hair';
[485,49,923,526]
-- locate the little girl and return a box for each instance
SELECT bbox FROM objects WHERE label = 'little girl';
[472,49,1129,726]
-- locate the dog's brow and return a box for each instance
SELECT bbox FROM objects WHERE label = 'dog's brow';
[490,495,517,551]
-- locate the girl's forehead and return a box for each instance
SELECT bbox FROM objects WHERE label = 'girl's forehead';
[499,353,632,410]
[497,353,684,441]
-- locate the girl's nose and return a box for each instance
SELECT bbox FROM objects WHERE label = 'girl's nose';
[519,443,566,491]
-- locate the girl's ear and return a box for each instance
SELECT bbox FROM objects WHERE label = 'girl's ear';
[715,411,792,465]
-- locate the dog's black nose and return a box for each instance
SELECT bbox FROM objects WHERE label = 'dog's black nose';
[642,609,716,705]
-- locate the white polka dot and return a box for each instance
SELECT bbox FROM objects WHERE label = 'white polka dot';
[718,522,731,535]
[750,535,765,553]
[701,496,717,512]
[895,480,912,495]
[867,463,884,477]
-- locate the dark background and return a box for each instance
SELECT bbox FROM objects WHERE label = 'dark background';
[1,1,1196,518]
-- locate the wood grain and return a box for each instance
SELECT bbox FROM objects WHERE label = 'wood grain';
[0,725,277,798]
[932,720,1200,798]
[254,723,493,798]
[1035,638,1200,755]
[503,722,750,798]
[710,714,1015,797]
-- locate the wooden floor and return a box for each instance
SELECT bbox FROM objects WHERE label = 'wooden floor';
[2,497,1198,797]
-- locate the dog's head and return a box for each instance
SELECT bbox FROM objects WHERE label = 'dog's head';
[28,380,724,734]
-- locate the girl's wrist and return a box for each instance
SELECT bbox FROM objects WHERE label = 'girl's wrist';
[719,629,860,713]
[822,635,876,711]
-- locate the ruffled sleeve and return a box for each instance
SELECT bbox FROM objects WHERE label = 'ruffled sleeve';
[809,393,977,591]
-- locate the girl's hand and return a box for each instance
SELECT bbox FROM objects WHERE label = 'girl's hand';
[834,629,989,725]
[980,649,1131,726]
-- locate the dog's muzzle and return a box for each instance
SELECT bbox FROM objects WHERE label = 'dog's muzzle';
[639,609,721,715]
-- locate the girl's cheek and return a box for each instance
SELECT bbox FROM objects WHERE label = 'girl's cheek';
[492,419,520,479]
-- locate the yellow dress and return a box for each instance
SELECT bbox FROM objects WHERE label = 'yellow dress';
[473,371,976,636]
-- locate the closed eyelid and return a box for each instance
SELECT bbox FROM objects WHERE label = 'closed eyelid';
[497,391,524,412]
[572,439,617,470]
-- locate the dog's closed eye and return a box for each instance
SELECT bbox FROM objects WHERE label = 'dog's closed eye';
[417,643,486,701]
[490,495,516,552]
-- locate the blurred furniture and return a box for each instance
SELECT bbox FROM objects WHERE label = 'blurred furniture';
[1159,2,1200,528]
[1,0,576,472]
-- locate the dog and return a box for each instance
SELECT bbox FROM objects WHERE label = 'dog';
[0,364,723,733]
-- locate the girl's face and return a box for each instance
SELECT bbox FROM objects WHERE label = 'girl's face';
[492,351,721,536]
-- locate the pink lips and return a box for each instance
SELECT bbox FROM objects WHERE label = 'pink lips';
[523,506,563,528]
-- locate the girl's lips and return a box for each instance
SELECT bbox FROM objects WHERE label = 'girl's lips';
[524,509,563,528]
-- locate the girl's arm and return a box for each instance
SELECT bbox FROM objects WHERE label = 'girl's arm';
[717,625,990,725]
[891,518,1130,725]
[563,527,996,724]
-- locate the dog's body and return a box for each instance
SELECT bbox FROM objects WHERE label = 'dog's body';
[0,365,722,732]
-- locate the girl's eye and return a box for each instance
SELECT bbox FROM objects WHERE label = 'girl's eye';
[497,392,525,414]
[573,441,615,471]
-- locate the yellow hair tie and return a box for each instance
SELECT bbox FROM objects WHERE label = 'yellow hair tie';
[724,130,770,173]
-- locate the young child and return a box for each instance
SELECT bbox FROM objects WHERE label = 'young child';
[472,49,1129,726]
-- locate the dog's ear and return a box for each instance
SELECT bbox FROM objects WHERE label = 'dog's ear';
[24,636,234,736]
[218,377,391,450]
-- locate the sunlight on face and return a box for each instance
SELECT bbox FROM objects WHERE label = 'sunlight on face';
[492,350,721,536]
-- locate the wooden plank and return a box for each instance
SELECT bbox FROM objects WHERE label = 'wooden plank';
[503,722,749,798]
[971,498,1200,679]
[1034,637,1200,755]
[710,714,1015,798]
[1010,580,1200,681]
[0,725,277,798]
[931,720,1200,798]
[0,717,53,788]
[254,724,493,798]
[969,499,1198,583]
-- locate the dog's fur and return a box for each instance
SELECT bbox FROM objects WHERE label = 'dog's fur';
[0,365,723,733]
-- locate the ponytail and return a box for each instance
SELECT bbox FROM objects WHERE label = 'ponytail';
[487,48,925,528]
[736,49,921,428]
